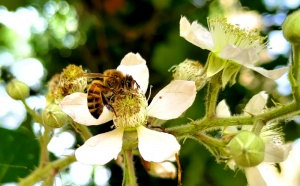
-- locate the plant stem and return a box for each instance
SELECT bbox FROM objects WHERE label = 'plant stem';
[21,100,43,124]
[39,125,52,167]
[290,44,300,102]
[70,121,93,141]
[167,101,300,138]
[19,154,76,186]
[122,150,137,186]
[205,72,222,118]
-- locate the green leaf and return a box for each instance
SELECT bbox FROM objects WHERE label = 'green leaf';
[0,127,40,183]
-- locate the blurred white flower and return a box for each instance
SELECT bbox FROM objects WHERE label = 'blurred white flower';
[180,16,288,80]
[60,52,196,165]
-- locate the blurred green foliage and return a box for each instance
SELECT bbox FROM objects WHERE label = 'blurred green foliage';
[0,0,299,185]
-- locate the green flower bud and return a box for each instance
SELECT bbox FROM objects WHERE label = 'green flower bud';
[228,131,265,167]
[42,103,71,128]
[282,10,300,45]
[6,80,30,100]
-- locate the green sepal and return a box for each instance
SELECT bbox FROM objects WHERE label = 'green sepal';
[206,52,226,78]
[221,61,241,88]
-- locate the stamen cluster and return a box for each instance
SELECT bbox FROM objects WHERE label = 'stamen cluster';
[208,17,266,53]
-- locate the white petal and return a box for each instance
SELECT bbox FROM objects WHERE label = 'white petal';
[150,161,177,179]
[117,52,149,94]
[264,143,292,163]
[244,65,288,80]
[59,92,113,125]
[244,91,268,115]
[180,16,214,51]
[216,100,231,117]
[219,44,259,65]
[137,126,180,162]
[147,80,196,120]
[75,128,124,165]
[245,167,267,186]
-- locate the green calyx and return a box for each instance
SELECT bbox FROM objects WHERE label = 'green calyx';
[6,79,30,100]
[282,10,300,45]
[42,103,71,128]
[228,131,265,167]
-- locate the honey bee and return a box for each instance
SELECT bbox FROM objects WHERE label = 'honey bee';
[84,69,139,119]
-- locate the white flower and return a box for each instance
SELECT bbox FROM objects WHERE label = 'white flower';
[60,52,197,165]
[180,16,288,79]
[216,91,291,185]
[246,142,300,186]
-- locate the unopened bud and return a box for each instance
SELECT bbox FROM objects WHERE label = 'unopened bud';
[170,59,206,90]
[42,103,71,128]
[6,80,30,100]
[228,131,265,167]
[282,10,300,45]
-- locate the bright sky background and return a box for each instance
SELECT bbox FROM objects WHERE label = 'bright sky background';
[1,0,300,185]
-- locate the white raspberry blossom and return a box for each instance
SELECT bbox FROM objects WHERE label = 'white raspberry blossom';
[180,16,288,80]
[60,52,196,165]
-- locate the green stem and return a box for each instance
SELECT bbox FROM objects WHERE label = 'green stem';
[70,121,93,141]
[290,44,300,102]
[21,100,43,124]
[18,154,76,186]
[167,101,300,138]
[195,132,226,148]
[39,125,52,167]
[122,150,137,186]
[205,73,222,118]
[252,120,265,135]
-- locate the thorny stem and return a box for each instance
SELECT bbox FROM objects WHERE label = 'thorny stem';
[122,150,138,186]
[167,101,300,138]
[18,154,76,186]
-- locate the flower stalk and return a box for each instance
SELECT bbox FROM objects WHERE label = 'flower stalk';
[289,45,300,102]
[39,125,52,167]
[205,71,222,118]
[18,154,76,186]
[70,121,93,141]
[122,149,138,186]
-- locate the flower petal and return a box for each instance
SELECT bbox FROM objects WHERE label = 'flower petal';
[180,16,214,51]
[216,100,231,117]
[244,91,268,115]
[59,92,113,125]
[147,80,196,120]
[219,44,259,65]
[245,167,267,186]
[244,65,289,80]
[117,52,149,94]
[264,143,292,163]
[137,126,180,162]
[75,128,124,165]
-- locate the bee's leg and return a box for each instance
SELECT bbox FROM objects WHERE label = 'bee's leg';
[101,93,117,116]
[105,104,117,116]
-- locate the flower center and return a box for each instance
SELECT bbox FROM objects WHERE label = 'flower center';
[207,18,266,53]
[112,91,148,129]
